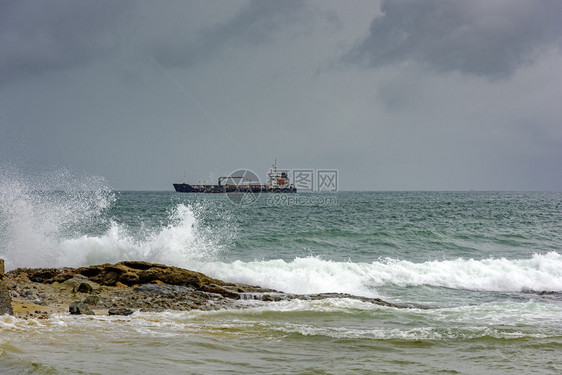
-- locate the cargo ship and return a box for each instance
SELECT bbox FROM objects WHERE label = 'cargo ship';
[173,162,296,193]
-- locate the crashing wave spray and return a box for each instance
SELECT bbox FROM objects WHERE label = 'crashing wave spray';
[0,166,228,270]
[0,167,115,269]
[60,203,226,268]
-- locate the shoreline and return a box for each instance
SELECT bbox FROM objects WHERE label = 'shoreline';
[2,260,403,319]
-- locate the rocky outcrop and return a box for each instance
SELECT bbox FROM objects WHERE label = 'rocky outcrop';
[0,283,14,315]
[8,261,272,299]
[4,261,409,318]
[0,259,14,315]
[76,261,226,288]
[4,261,280,317]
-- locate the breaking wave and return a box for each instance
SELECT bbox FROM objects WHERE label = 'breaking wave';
[58,203,224,267]
[201,252,562,297]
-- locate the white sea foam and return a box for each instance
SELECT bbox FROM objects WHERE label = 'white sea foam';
[201,257,378,296]
[201,251,562,296]
[365,253,562,292]
[3,299,559,341]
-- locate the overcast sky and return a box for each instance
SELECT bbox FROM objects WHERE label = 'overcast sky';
[1,0,561,191]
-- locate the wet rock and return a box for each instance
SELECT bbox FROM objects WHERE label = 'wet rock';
[135,284,192,295]
[8,290,20,298]
[10,261,277,295]
[69,301,95,315]
[291,293,424,309]
[200,284,240,299]
[8,267,74,283]
[538,291,559,295]
[108,308,134,316]
[259,294,283,302]
[75,261,226,288]
[0,281,13,315]
[121,272,140,284]
[78,264,129,286]
[83,295,100,305]
[74,282,93,294]
[120,261,157,270]
[59,276,100,294]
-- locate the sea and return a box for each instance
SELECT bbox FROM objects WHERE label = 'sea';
[1,171,561,374]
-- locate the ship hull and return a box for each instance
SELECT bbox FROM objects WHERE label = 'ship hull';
[173,183,296,193]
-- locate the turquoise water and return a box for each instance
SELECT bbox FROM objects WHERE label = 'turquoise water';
[1,180,561,374]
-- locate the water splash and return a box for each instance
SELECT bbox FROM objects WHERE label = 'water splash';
[0,166,115,269]
[59,203,225,268]
[0,166,227,269]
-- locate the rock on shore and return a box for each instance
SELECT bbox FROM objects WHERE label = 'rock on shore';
[0,282,13,315]
[0,258,14,315]
[3,261,281,317]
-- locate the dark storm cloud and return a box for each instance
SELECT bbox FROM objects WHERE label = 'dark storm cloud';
[149,0,310,68]
[1,1,560,191]
[0,0,310,84]
[344,0,562,78]
[0,0,134,85]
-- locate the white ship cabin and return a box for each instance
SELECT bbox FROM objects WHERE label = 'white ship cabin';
[266,163,293,189]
